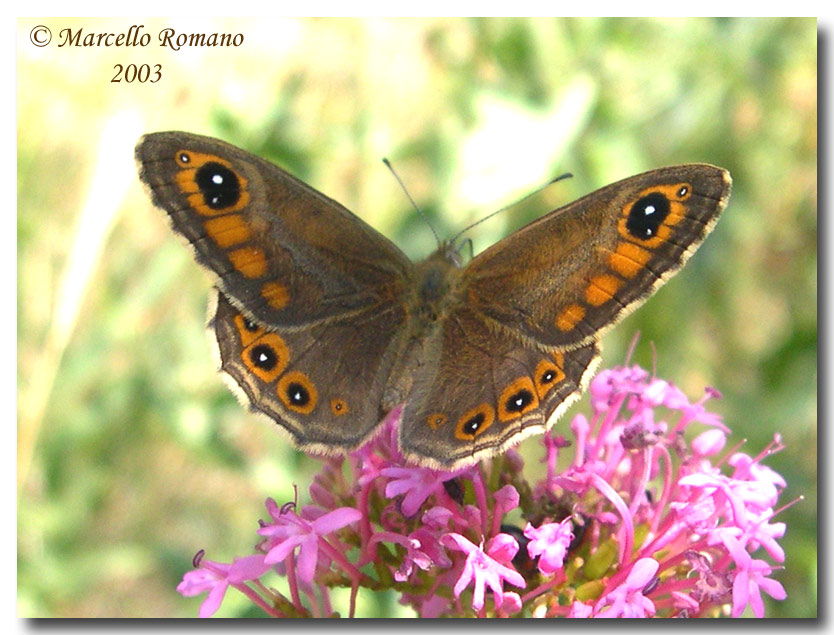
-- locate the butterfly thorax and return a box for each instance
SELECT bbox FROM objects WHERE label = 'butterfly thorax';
[410,243,463,326]
[379,244,464,410]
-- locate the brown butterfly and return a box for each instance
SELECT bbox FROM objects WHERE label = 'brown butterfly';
[136,132,730,470]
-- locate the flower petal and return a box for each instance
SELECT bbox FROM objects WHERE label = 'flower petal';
[295,536,320,584]
[177,569,220,596]
[758,576,787,601]
[487,533,519,564]
[311,507,362,534]
[227,554,271,583]
[493,484,520,513]
[264,535,305,565]
[625,558,659,590]
[499,591,522,614]
[441,532,477,554]
[199,580,229,618]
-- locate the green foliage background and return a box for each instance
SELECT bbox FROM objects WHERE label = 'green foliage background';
[17,17,816,617]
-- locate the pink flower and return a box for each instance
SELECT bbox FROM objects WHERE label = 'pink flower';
[732,551,787,617]
[441,532,526,611]
[747,512,787,562]
[594,558,659,618]
[415,591,454,618]
[524,517,573,575]
[258,505,361,584]
[670,494,719,534]
[381,465,469,517]
[350,406,405,485]
[487,532,520,564]
[673,385,728,432]
[671,590,700,613]
[177,553,270,618]
[589,366,649,411]
[493,484,520,515]
[678,471,750,529]
[372,527,451,581]
[422,506,454,530]
[498,591,522,615]
[569,600,594,617]
[728,452,786,510]
[692,428,727,456]
[309,479,336,509]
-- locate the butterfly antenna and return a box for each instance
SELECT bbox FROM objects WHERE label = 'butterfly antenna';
[456,236,474,261]
[450,172,574,245]
[382,157,441,248]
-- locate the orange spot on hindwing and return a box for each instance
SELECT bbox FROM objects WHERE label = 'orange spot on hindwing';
[330,398,349,416]
[498,377,540,422]
[455,404,495,441]
[241,333,290,383]
[427,413,447,430]
[534,356,565,399]
[233,313,265,347]
[278,371,318,414]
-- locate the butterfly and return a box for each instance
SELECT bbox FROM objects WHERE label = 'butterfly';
[136,132,730,470]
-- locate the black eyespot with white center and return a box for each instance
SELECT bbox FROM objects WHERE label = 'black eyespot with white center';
[286,382,310,407]
[195,162,240,210]
[178,152,190,164]
[677,185,688,198]
[249,344,278,371]
[462,412,486,436]
[505,389,535,413]
[242,317,259,332]
[540,369,557,385]
[626,192,670,240]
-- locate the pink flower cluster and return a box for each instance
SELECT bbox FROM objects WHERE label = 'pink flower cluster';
[177,363,790,618]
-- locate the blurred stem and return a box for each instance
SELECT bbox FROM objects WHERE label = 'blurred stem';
[18,111,142,497]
